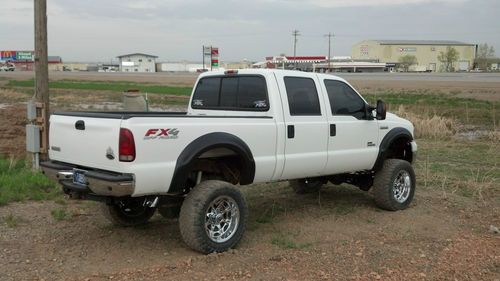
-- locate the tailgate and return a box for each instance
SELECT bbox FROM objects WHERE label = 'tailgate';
[48,114,123,172]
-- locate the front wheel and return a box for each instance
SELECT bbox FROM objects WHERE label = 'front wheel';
[372,159,416,211]
[179,180,248,254]
[101,197,156,226]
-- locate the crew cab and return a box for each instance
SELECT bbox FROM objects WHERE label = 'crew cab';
[41,69,417,254]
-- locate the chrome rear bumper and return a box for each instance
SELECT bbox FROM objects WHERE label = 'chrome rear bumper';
[40,161,134,197]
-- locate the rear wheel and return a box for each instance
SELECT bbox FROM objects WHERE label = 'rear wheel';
[179,180,248,254]
[289,179,323,194]
[101,197,156,226]
[372,159,416,211]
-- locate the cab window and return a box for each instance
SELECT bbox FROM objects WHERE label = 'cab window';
[324,80,366,119]
[284,77,321,116]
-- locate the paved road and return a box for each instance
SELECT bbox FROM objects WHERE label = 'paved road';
[2,71,500,83]
[334,72,500,83]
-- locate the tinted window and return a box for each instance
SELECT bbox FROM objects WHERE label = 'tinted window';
[192,77,220,107]
[192,76,268,110]
[238,77,268,109]
[219,77,238,107]
[324,80,366,119]
[284,77,321,116]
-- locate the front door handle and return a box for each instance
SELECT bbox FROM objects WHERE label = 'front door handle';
[287,125,295,139]
[75,120,85,130]
[330,124,336,136]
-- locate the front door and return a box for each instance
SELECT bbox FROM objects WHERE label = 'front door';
[320,79,379,174]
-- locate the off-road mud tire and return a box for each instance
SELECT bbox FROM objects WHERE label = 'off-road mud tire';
[372,159,416,211]
[101,198,156,227]
[179,180,248,254]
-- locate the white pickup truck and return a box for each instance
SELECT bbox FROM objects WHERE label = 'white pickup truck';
[41,69,417,254]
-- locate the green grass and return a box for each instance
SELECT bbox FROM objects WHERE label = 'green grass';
[0,156,60,206]
[3,213,21,228]
[8,79,193,96]
[255,202,286,224]
[364,91,499,128]
[416,139,499,199]
[50,208,67,221]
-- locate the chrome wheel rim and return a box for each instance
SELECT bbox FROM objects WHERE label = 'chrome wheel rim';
[393,170,411,203]
[205,196,240,243]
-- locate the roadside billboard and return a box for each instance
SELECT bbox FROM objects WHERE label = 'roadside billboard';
[16,51,33,60]
[1,51,35,61]
[1,50,17,61]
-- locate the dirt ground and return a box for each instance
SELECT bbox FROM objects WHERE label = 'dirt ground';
[0,74,499,280]
[1,184,499,281]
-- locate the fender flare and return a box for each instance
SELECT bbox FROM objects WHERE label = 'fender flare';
[168,132,255,193]
[372,127,413,171]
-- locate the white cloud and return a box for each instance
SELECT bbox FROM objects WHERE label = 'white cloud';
[266,0,466,8]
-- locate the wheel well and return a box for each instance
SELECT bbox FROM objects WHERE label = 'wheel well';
[190,147,248,185]
[386,137,413,163]
[168,133,256,194]
[373,128,414,171]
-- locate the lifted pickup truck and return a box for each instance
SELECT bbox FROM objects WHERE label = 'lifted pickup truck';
[41,69,417,254]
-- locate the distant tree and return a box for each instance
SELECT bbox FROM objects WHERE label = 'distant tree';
[475,43,496,70]
[398,55,418,72]
[438,46,460,72]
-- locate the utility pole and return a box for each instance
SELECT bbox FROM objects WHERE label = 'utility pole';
[34,0,49,160]
[324,32,334,72]
[292,30,300,70]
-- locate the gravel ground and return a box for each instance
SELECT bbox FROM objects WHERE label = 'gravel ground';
[0,187,499,281]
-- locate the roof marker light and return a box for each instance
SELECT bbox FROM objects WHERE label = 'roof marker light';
[224,70,238,75]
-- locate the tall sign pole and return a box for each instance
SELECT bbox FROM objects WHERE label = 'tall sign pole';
[202,45,205,70]
[324,32,334,72]
[34,0,49,160]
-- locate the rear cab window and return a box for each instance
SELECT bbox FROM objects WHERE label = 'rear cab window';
[191,75,269,111]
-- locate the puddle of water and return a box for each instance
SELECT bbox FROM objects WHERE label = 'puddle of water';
[454,130,494,141]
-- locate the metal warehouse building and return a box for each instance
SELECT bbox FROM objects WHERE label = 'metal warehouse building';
[352,40,476,72]
[117,53,157,73]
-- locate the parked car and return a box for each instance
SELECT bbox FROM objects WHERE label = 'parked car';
[41,69,417,254]
[0,63,15,71]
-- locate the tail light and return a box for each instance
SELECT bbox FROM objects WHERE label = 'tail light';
[119,128,136,162]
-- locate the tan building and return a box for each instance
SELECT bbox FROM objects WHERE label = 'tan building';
[352,40,476,72]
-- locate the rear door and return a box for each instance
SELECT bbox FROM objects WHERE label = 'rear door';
[274,72,329,180]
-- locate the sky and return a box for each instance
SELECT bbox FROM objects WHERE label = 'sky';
[1,0,499,63]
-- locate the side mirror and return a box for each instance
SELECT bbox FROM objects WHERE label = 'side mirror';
[376,100,386,120]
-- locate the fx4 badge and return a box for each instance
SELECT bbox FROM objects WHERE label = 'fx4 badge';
[144,128,179,140]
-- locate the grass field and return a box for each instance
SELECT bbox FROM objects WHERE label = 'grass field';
[8,79,193,96]
[0,79,498,205]
[0,157,60,206]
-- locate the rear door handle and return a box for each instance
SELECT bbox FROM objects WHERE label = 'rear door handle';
[287,125,295,139]
[330,124,336,136]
